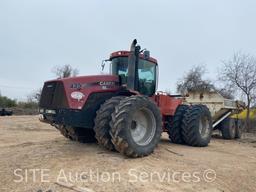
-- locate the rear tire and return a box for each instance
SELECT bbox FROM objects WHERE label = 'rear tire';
[94,96,126,151]
[110,95,162,157]
[167,105,189,144]
[221,118,236,139]
[181,105,212,147]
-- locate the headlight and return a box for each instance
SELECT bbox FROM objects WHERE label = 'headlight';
[45,109,56,114]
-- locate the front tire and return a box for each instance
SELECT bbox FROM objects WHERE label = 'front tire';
[181,105,212,147]
[57,125,96,143]
[94,96,126,151]
[110,95,162,157]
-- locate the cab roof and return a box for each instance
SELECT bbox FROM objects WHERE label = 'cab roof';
[110,51,158,64]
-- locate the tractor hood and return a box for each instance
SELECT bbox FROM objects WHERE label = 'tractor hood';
[39,75,120,110]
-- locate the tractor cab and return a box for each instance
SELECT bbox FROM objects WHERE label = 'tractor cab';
[108,40,158,96]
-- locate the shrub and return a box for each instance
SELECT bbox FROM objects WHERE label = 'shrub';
[0,95,17,107]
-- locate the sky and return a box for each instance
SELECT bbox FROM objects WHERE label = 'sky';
[0,0,256,100]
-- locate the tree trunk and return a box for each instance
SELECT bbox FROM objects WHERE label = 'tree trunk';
[246,95,251,131]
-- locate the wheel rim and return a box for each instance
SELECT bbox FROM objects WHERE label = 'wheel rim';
[198,116,210,139]
[130,108,156,146]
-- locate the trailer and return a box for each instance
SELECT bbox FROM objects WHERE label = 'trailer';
[184,91,245,139]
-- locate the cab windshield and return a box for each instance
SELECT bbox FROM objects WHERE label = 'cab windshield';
[111,57,157,96]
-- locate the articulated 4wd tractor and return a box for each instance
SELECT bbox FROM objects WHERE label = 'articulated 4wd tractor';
[39,40,212,157]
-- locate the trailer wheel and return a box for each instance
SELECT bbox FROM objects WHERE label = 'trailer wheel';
[221,118,236,139]
[167,105,189,144]
[110,95,162,157]
[235,119,242,139]
[94,96,126,151]
[181,105,212,147]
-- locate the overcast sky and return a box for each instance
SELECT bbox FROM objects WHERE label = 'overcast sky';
[0,0,256,100]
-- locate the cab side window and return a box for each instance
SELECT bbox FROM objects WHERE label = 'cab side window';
[138,60,156,96]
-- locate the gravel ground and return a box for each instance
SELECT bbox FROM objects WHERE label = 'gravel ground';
[0,116,256,192]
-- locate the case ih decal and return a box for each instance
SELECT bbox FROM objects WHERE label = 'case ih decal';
[70,81,117,90]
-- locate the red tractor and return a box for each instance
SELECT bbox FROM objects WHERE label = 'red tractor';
[39,40,212,157]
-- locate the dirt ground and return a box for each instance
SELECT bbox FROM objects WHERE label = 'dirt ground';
[0,116,256,192]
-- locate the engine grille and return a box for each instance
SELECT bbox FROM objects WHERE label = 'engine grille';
[39,81,68,109]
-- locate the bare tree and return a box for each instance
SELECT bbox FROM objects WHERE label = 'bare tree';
[219,52,256,130]
[215,87,234,99]
[177,65,215,94]
[52,64,79,79]
[252,92,256,107]
[27,88,42,103]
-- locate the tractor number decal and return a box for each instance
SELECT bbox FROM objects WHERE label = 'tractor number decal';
[70,81,118,90]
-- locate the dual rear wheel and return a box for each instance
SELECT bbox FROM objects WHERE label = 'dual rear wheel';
[167,105,213,147]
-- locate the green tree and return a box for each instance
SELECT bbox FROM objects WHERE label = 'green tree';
[0,93,17,107]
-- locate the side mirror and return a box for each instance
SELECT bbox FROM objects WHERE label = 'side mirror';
[101,59,109,71]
